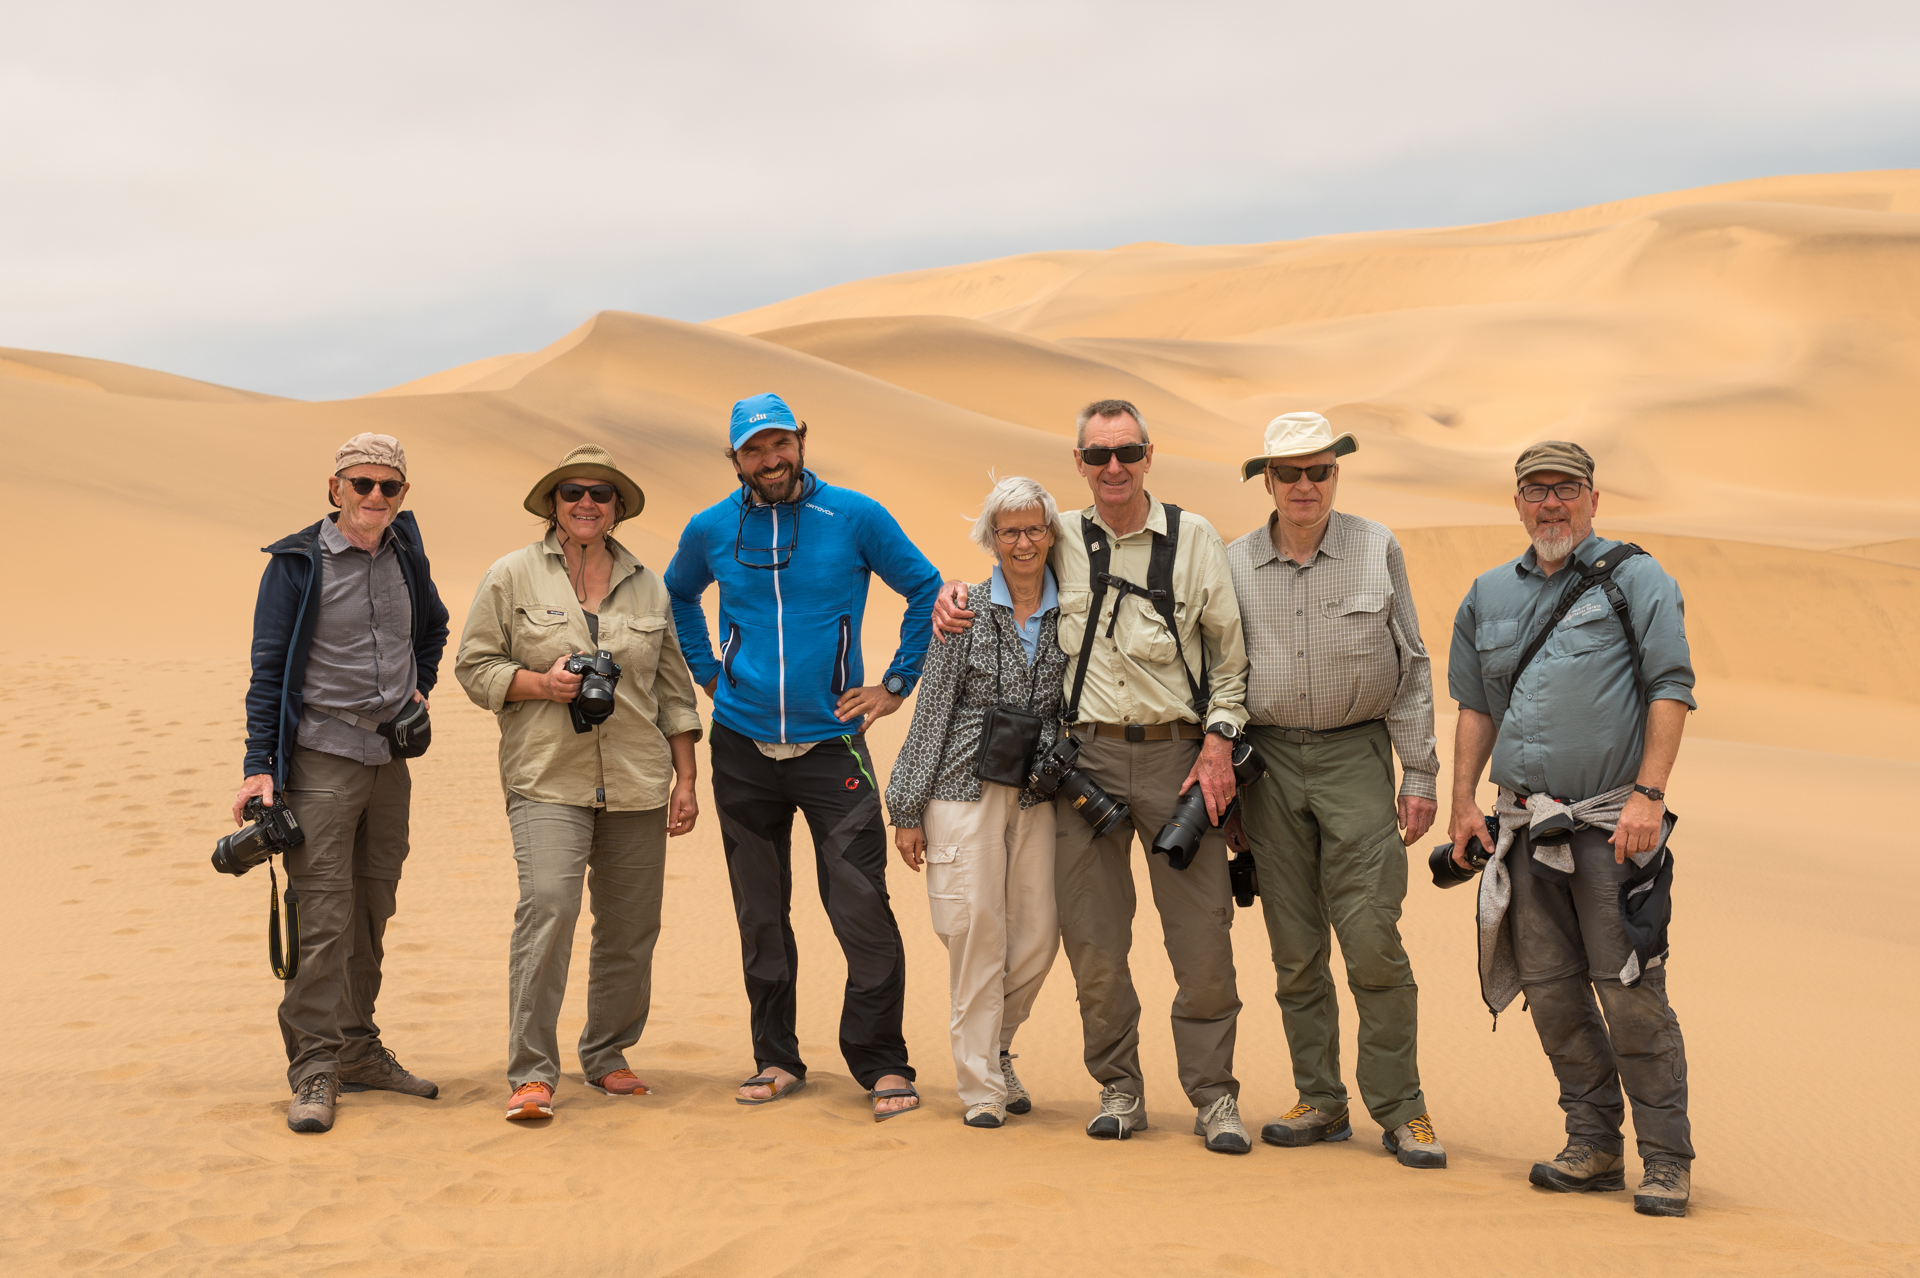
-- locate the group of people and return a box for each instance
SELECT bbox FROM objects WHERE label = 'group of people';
[237,393,1697,1218]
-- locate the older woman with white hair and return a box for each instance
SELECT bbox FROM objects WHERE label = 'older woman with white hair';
[886,476,1067,1129]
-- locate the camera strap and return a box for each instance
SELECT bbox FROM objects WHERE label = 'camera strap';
[1507,542,1651,703]
[267,859,301,982]
[1063,505,1208,725]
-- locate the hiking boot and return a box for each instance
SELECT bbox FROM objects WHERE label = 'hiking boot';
[1261,1101,1354,1148]
[1193,1095,1251,1154]
[1383,1113,1447,1169]
[1085,1087,1148,1140]
[287,1072,337,1134]
[964,1103,1006,1129]
[1000,1052,1031,1115]
[1530,1137,1626,1192]
[1634,1157,1690,1217]
[338,1045,439,1098]
[586,1068,649,1096]
[505,1081,554,1122]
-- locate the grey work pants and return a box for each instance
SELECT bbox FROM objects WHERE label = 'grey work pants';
[1053,733,1241,1109]
[1509,825,1693,1162]
[506,795,667,1089]
[278,745,411,1091]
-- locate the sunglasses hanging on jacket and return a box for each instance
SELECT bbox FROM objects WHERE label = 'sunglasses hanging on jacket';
[732,469,818,571]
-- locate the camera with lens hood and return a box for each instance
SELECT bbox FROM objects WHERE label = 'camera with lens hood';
[212,793,305,876]
[1429,815,1500,888]
[1152,741,1267,871]
[565,649,622,734]
[1028,735,1130,838]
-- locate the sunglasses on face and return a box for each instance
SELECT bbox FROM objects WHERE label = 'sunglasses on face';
[557,482,617,505]
[1518,481,1589,503]
[1079,444,1148,466]
[342,477,405,498]
[1268,463,1336,483]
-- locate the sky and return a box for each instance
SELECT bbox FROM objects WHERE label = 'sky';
[4,0,1918,399]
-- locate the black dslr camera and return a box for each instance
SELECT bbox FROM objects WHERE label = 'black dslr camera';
[566,649,622,734]
[1228,849,1259,907]
[212,793,305,876]
[1429,815,1499,889]
[1028,735,1130,838]
[1152,741,1267,871]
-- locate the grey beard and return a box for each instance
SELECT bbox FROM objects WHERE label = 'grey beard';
[1531,524,1578,562]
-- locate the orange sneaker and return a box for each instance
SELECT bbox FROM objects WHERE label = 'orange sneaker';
[505,1081,554,1121]
[587,1068,650,1096]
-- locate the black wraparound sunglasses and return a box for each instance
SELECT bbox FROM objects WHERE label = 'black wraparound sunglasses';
[1079,444,1148,466]
[557,482,617,505]
[1267,462,1337,483]
[343,477,405,497]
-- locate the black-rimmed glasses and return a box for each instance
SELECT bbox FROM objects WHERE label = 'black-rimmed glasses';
[1518,481,1589,503]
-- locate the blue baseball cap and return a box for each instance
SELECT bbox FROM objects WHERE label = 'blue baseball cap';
[729,393,799,451]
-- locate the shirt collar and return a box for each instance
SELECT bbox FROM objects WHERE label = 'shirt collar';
[1087,495,1165,540]
[1516,530,1604,579]
[320,514,392,555]
[1252,509,1347,568]
[543,528,641,573]
[990,563,1057,616]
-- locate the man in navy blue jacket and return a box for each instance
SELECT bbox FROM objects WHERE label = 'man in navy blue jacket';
[666,393,942,1119]
[236,432,449,1134]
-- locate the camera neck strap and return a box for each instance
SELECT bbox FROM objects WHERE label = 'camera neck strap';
[267,859,301,982]
[988,608,1044,709]
[1508,542,1650,703]
[1062,505,1207,726]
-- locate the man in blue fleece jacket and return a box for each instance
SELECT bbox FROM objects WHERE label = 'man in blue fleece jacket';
[665,393,942,1119]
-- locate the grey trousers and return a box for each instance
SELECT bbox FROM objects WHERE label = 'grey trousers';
[1054,733,1241,1109]
[1510,825,1693,1162]
[505,795,667,1089]
[278,745,411,1090]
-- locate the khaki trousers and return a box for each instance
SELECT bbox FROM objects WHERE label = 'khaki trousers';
[1240,723,1427,1131]
[278,745,412,1090]
[923,787,1060,1107]
[505,795,667,1089]
[1054,733,1241,1109]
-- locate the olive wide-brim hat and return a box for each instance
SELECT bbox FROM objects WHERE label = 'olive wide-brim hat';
[523,444,646,520]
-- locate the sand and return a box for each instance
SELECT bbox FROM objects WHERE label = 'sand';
[3,171,1917,1275]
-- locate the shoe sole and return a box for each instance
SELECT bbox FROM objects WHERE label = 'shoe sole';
[339,1081,440,1098]
[286,1116,333,1133]
[1634,1197,1687,1217]
[1261,1120,1353,1148]
[506,1100,554,1121]
[1005,1097,1032,1115]
[1530,1164,1625,1193]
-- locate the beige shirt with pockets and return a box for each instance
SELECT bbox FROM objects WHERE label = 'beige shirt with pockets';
[456,530,703,811]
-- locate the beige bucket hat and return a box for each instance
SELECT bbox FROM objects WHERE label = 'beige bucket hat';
[523,444,645,520]
[1239,412,1358,481]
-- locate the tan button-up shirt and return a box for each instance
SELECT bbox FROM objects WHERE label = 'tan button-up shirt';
[1226,510,1438,799]
[1052,497,1249,732]
[455,531,702,810]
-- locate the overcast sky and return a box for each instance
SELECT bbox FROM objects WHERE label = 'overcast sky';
[4,0,1917,398]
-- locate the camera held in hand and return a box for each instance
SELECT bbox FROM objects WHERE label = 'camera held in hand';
[1152,740,1267,871]
[1429,815,1499,889]
[1028,734,1130,838]
[212,793,305,877]
[566,649,622,734]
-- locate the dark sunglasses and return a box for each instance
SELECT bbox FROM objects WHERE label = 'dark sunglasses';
[557,482,617,505]
[342,476,405,498]
[1267,462,1336,483]
[1079,444,1148,466]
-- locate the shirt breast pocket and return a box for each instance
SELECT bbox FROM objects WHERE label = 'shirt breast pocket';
[1325,590,1386,658]
[1475,618,1521,678]
[1116,593,1178,665]
[615,612,669,680]
[1056,588,1092,656]
[513,605,575,671]
[1557,602,1616,656]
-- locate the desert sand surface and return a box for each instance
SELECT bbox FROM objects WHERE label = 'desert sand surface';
[4,171,1917,1276]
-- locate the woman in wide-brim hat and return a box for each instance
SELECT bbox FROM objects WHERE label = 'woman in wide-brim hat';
[455,444,703,1123]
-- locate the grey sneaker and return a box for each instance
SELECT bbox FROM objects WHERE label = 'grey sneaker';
[964,1102,1006,1129]
[1530,1137,1626,1192]
[338,1045,439,1099]
[1261,1101,1354,1147]
[1634,1157,1690,1217]
[1382,1113,1447,1169]
[999,1052,1031,1115]
[1085,1087,1148,1140]
[1193,1095,1251,1154]
[287,1072,337,1133]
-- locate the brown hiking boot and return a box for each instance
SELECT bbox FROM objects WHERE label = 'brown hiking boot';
[1260,1101,1353,1147]
[338,1046,439,1099]
[287,1072,337,1133]
[1383,1113,1448,1169]
[1530,1136,1626,1192]
[1635,1157,1690,1217]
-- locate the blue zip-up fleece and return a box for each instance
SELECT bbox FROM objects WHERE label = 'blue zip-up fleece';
[664,472,943,744]
[243,511,450,785]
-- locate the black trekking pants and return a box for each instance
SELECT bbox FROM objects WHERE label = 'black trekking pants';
[710,721,913,1089]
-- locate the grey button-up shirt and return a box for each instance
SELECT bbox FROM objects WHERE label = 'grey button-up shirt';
[1448,531,1696,802]
[296,517,416,766]
[1227,510,1439,799]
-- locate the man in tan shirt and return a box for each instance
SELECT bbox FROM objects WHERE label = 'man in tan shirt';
[1224,412,1446,1169]
[935,398,1252,1153]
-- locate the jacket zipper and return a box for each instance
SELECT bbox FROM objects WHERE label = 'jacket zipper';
[771,505,786,743]
[831,614,852,695]
[720,622,741,689]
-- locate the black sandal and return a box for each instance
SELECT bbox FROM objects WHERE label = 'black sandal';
[735,1074,807,1106]
[870,1083,921,1122]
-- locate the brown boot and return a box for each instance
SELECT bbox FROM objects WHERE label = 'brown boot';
[1383,1114,1447,1169]
[1634,1157,1690,1217]
[338,1046,439,1099]
[287,1072,338,1134]
[1529,1136,1626,1192]
[1260,1102,1353,1148]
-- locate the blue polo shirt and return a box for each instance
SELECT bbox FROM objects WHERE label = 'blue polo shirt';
[989,564,1058,666]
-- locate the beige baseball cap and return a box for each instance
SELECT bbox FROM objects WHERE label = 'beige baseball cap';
[335,432,408,479]
[1239,412,1357,481]
[1514,440,1594,485]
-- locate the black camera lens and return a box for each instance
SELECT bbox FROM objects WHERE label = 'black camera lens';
[1057,769,1130,839]
[211,794,305,877]
[566,649,623,732]
[1428,816,1499,889]
[1151,786,1213,870]
[212,823,271,876]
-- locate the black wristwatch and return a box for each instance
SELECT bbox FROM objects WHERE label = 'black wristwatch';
[883,673,909,697]
[1205,722,1240,742]
[1633,784,1665,802]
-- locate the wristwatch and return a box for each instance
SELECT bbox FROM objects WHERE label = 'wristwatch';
[883,673,909,697]
[1205,722,1240,742]
[1633,784,1665,802]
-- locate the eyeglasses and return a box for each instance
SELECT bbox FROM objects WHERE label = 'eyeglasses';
[557,482,617,505]
[993,525,1051,545]
[1079,444,1147,466]
[1518,481,1589,503]
[1267,463,1336,483]
[342,477,405,498]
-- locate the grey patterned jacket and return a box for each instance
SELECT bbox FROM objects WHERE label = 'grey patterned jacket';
[884,579,1067,829]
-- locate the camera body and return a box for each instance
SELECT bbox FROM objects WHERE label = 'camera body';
[565,649,622,734]
[1151,741,1267,871]
[1228,848,1259,907]
[1028,735,1130,838]
[212,793,306,876]
[1429,815,1500,888]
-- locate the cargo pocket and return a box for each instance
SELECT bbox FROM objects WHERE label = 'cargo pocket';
[925,843,970,942]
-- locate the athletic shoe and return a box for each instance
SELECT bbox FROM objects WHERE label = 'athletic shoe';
[1383,1113,1448,1169]
[505,1081,554,1121]
[586,1069,649,1096]
[1086,1087,1148,1141]
[1261,1101,1353,1147]
[964,1103,1006,1128]
[1193,1095,1251,1154]
[1000,1052,1031,1115]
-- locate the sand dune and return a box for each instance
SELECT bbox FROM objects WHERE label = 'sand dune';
[3,172,1918,1275]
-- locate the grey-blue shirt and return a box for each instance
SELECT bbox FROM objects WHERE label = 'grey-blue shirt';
[1448,532,1695,802]
[989,564,1058,666]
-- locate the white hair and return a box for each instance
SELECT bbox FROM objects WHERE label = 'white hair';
[969,476,1058,556]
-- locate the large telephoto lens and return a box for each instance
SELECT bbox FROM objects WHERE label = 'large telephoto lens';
[1058,768,1130,839]
[1150,787,1211,870]
[212,823,270,877]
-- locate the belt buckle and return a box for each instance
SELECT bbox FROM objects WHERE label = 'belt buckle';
[1124,723,1146,743]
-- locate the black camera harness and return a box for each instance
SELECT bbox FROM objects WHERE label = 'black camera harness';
[1062,504,1209,728]
[1506,542,1651,706]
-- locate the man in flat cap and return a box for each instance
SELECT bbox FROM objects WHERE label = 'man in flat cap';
[1446,440,1696,1216]
[235,432,450,1133]
[1223,412,1448,1169]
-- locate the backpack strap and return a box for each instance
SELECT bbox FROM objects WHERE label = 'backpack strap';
[1507,542,1650,702]
[1150,506,1208,720]
[1065,505,1210,724]
[1061,515,1114,725]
